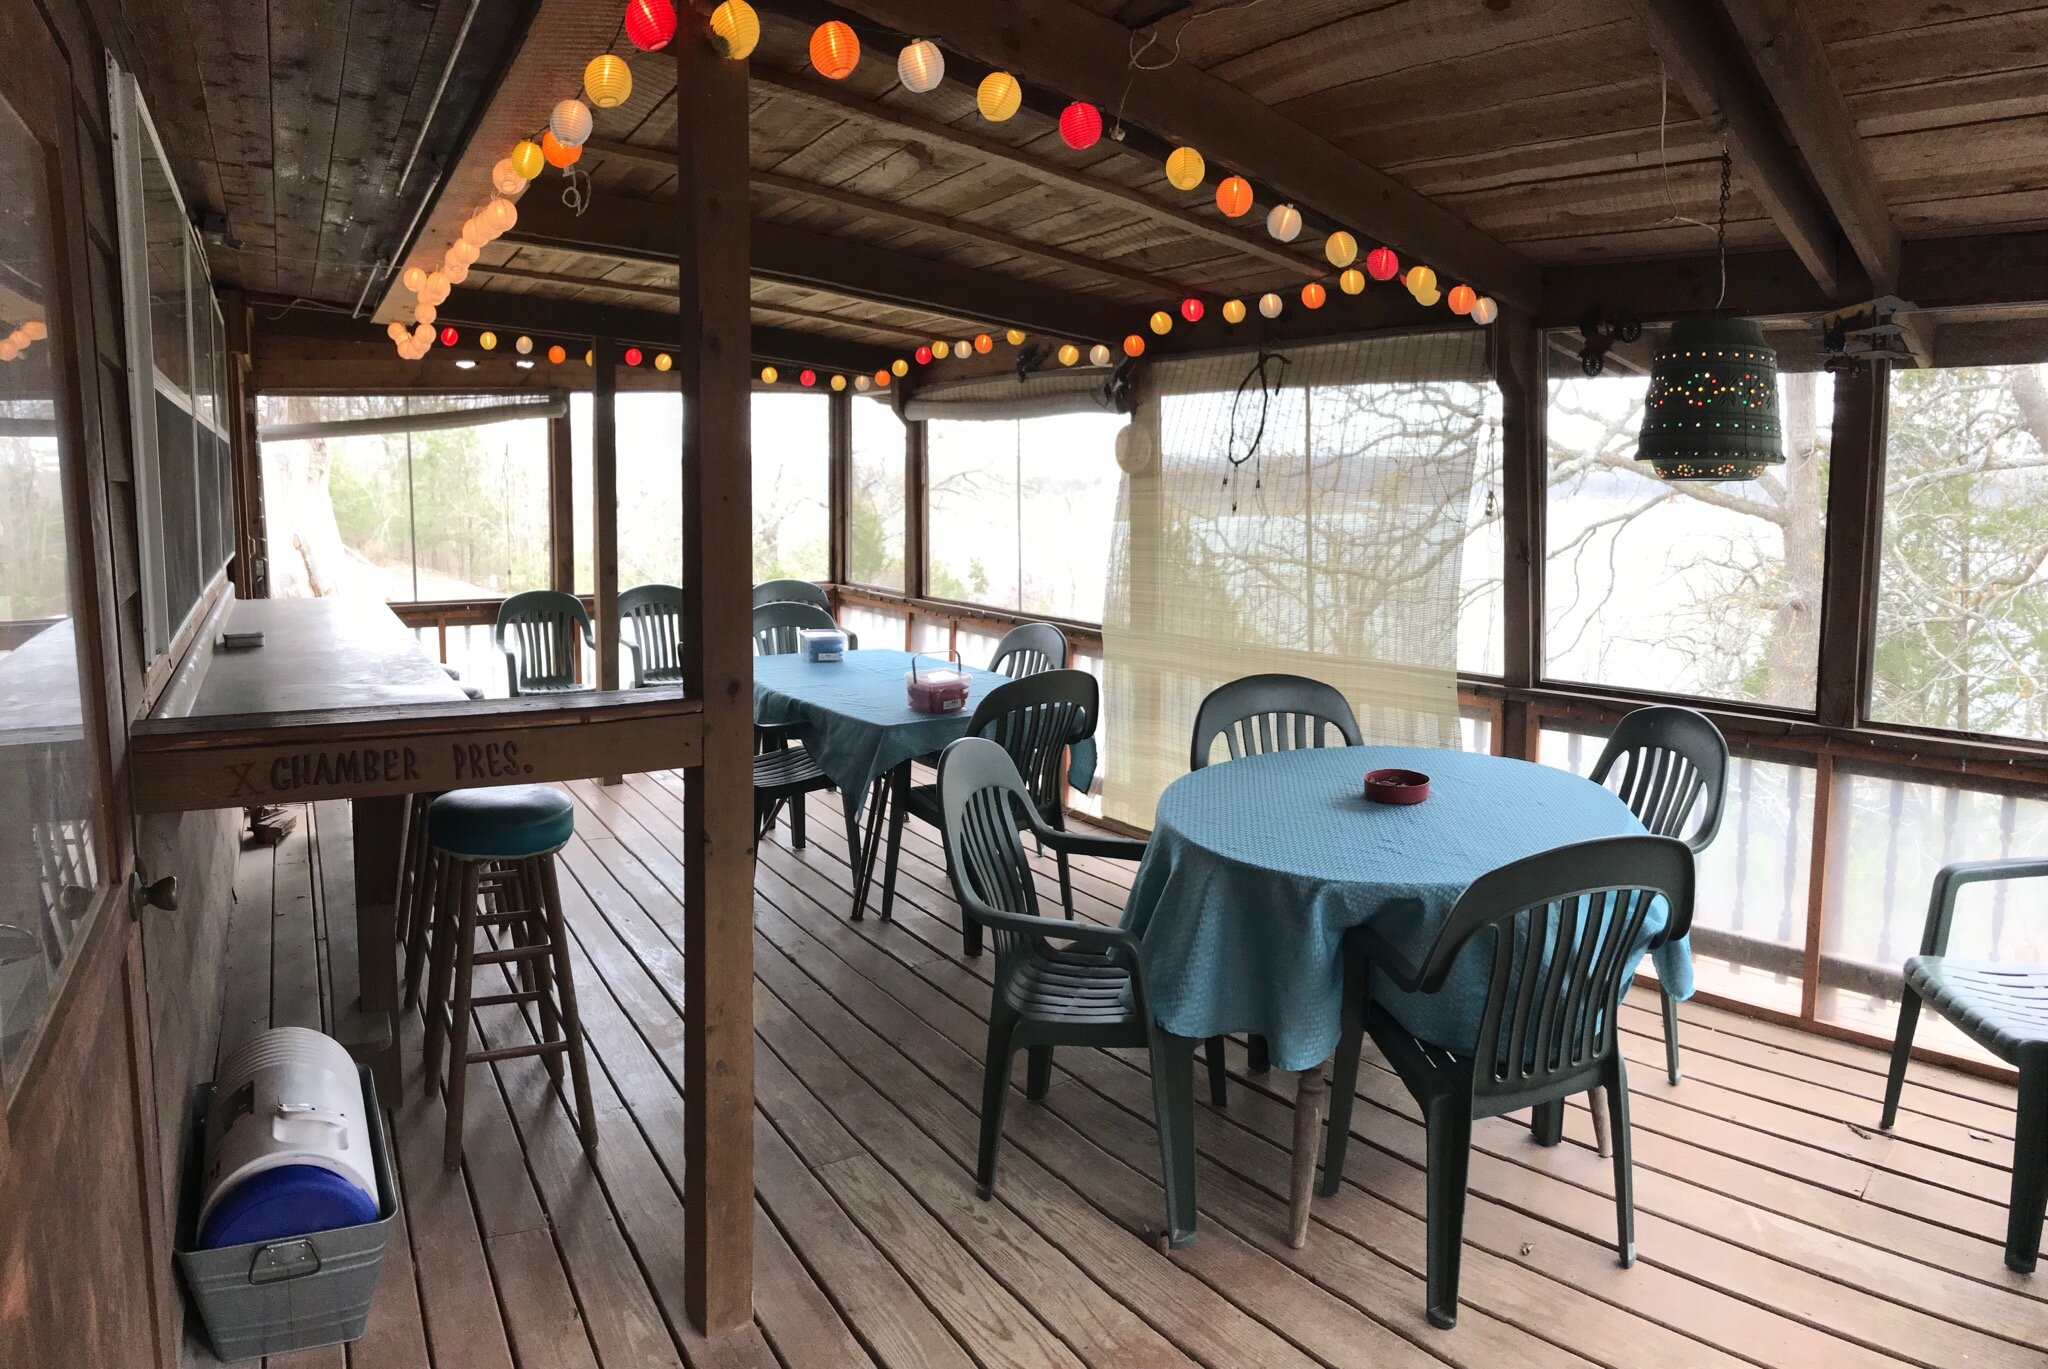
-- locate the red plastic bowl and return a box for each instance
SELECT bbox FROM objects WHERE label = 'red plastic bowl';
[1364,768,1431,804]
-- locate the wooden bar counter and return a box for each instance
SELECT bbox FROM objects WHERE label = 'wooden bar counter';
[130,595,704,1093]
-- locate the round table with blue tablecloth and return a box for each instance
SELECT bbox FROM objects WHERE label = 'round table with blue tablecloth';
[1120,745,1694,1072]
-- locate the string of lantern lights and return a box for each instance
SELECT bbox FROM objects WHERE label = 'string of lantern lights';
[380,0,1499,378]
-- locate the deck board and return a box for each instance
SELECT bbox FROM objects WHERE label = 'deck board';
[230,778,2030,1369]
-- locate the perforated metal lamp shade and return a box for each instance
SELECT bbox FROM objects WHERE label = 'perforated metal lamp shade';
[1636,315,1784,481]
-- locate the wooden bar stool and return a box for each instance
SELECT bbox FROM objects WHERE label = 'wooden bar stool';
[419,784,597,1169]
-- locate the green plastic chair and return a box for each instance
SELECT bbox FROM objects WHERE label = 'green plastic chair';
[936,737,1194,1246]
[1881,857,2048,1273]
[1586,706,1728,1085]
[989,622,1069,678]
[752,579,831,612]
[495,590,594,697]
[1319,834,1695,1328]
[619,584,684,688]
[752,599,856,656]
[1188,673,1363,1099]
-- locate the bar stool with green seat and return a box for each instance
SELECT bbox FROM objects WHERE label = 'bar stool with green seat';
[420,783,597,1169]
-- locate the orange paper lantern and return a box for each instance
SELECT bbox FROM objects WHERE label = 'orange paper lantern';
[1215,175,1252,218]
[540,130,581,168]
[1122,333,1146,357]
[1301,282,1326,309]
[547,344,567,364]
[1447,284,1477,315]
[809,21,859,79]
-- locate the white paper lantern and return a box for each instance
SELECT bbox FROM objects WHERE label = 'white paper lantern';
[1258,292,1283,318]
[1265,203,1302,243]
[896,39,944,93]
[550,99,593,148]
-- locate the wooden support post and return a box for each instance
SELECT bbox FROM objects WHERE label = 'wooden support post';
[674,12,756,1338]
[221,290,265,598]
[1815,362,1888,730]
[548,392,575,594]
[827,387,851,586]
[905,417,929,601]
[595,346,622,783]
[1495,312,1547,760]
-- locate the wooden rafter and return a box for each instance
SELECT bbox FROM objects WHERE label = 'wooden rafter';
[800,0,1542,308]
[432,285,898,372]
[468,260,953,344]
[582,135,1189,298]
[747,66,1319,281]
[504,189,1129,341]
[1718,0,1899,293]
[1625,0,1843,298]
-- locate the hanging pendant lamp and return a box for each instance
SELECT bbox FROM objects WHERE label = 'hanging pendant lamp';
[1636,315,1783,481]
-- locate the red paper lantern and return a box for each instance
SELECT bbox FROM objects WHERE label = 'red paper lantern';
[1365,246,1399,282]
[624,346,643,366]
[799,368,817,387]
[1179,297,1204,323]
[624,0,676,51]
[915,345,933,365]
[438,326,458,347]
[1058,102,1102,151]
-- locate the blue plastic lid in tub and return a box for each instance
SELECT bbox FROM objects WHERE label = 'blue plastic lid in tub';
[199,1163,379,1250]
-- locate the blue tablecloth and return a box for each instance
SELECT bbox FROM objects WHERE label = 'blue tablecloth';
[753,649,1010,797]
[1120,746,1694,1071]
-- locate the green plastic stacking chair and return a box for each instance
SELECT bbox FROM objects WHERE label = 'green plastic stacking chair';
[989,622,1069,679]
[1188,673,1364,1103]
[1319,834,1695,1327]
[752,579,830,612]
[494,590,594,697]
[937,737,1194,1246]
[618,583,684,687]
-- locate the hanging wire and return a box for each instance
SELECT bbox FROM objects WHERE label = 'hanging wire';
[1222,345,1289,509]
[1111,0,1276,139]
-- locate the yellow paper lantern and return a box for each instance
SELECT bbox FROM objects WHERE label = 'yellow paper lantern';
[585,55,633,109]
[479,331,497,350]
[897,38,943,92]
[584,349,594,366]
[1088,343,1112,366]
[1471,297,1499,325]
[1122,333,1145,358]
[973,333,993,354]
[1221,298,1247,324]
[932,339,951,359]
[710,1,760,60]
[1301,281,1327,310]
[1413,286,1442,308]
[1057,343,1080,366]
[1325,231,1358,268]
[977,71,1022,122]
[548,344,567,364]
[401,265,427,294]
[1215,175,1252,218]
[551,99,593,147]
[761,365,779,383]
[655,351,673,370]
[1258,292,1283,319]
[810,21,859,80]
[1005,328,1026,346]
[1165,145,1205,191]
[1339,267,1365,295]
[830,373,847,391]
[891,358,909,377]
[510,139,545,179]
[1266,203,1302,243]
[1149,310,1172,336]
[1405,265,1438,297]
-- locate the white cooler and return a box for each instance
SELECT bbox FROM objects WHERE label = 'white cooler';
[198,1027,377,1240]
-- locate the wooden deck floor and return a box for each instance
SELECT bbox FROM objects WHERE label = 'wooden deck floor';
[215,774,2038,1369]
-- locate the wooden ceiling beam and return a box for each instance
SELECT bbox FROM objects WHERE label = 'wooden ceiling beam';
[1717,0,1899,293]
[582,135,1188,298]
[747,66,1317,280]
[790,0,1542,308]
[430,285,899,373]
[503,189,1130,342]
[469,260,947,344]
[1624,0,1844,298]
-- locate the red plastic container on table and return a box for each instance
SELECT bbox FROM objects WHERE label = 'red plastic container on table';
[906,652,971,715]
